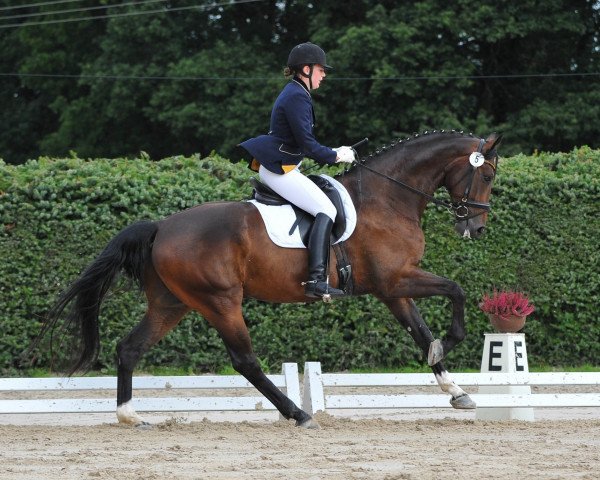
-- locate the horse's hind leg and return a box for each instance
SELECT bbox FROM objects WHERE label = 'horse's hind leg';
[197,294,318,428]
[381,297,476,409]
[116,273,189,426]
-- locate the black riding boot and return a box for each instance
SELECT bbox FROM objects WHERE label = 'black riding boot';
[303,213,345,300]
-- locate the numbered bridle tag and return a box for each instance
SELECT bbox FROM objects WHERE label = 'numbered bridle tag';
[469,152,485,168]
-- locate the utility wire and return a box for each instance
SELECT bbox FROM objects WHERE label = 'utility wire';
[0,0,265,29]
[0,0,82,12]
[1,72,599,81]
[0,0,169,21]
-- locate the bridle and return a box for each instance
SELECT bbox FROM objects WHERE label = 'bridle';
[354,138,498,222]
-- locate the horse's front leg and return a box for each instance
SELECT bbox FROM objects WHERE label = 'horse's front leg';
[380,297,475,409]
[382,269,467,365]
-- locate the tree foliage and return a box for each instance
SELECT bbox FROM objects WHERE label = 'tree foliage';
[0,0,598,164]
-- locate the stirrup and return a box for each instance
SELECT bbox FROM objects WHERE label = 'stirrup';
[302,280,345,302]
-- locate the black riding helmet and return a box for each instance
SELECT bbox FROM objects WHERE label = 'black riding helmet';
[287,42,332,70]
[287,42,332,89]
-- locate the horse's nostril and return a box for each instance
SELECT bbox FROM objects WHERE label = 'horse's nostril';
[477,226,486,236]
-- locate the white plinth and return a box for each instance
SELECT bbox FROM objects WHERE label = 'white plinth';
[476,333,535,421]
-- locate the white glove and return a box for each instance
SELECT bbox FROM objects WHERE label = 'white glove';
[333,146,356,163]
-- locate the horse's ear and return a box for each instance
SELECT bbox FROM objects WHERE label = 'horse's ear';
[485,132,503,151]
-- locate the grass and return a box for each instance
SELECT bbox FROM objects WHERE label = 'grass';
[14,363,600,378]
[528,364,600,373]
[17,365,225,378]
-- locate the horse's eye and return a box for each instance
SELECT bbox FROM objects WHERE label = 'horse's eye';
[483,175,493,183]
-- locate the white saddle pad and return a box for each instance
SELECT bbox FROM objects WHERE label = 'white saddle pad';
[247,174,357,249]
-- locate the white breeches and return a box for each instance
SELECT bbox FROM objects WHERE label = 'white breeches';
[259,165,337,221]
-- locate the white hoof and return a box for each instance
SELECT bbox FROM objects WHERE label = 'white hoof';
[296,417,321,429]
[116,401,147,426]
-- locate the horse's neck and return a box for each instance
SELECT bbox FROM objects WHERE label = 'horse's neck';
[340,147,450,221]
[378,144,453,192]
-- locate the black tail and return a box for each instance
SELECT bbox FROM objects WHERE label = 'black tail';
[31,220,158,375]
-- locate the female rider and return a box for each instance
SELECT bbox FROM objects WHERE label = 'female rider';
[239,42,355,299]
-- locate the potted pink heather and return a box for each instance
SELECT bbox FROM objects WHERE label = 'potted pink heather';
[479,290,535,333]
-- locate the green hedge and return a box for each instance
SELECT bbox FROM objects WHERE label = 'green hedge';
[1,148,598,375]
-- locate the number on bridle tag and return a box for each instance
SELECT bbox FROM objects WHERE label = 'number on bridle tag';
[469,152,485,167]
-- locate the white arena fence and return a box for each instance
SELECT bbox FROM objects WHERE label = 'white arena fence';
[301,362,600,415]
[0,363,301,415]
[1,361,599,416]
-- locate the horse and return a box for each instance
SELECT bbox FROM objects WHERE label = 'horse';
[34,130,502,428]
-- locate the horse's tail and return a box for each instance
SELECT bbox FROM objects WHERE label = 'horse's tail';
[32,220,158,375]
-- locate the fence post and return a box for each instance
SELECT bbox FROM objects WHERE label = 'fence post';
[282,362,301,407]
[476,333,534,421]
[302,362,324,415]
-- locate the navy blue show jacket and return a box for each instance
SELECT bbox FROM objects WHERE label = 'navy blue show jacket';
[239,79,337,174]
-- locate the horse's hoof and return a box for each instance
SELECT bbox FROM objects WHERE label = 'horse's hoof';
[296,417,321,429]
[450,394,476,409]
[427,339,444,366]
[135,421,153,430]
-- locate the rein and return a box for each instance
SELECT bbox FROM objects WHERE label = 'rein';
[354,138,496,221]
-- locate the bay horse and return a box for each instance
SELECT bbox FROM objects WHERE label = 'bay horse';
[35,130,501,428]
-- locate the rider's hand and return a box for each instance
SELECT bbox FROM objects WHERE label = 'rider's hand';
[333,146,356,163]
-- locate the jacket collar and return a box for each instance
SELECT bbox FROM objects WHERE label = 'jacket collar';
[292,77,311,97]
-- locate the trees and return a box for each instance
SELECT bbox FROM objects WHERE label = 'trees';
[0,0,106,162]
[0,0,598,163]
[315,0,600,154]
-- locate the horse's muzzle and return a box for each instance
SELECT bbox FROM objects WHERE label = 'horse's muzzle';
[455,221,486,239]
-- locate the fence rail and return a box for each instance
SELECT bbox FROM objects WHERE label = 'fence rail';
[2,362,599,417]
[0,362,300,415]
[300,362,600,415]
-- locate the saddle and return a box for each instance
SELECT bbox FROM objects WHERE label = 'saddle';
[250,175,347,245]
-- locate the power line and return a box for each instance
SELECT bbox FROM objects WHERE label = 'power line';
[0,0,82,12]
[0,0,169,21]
[1,72,599,81]
[0,0,266,29]
[336,72,600,80]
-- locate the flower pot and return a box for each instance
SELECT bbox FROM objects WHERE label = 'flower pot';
[488,314,527,333]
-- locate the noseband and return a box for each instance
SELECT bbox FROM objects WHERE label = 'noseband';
[356,138,498,222]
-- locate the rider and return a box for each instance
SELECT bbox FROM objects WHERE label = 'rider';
[239,42,355,299]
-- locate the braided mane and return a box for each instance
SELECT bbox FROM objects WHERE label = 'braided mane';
[358,129,477,163]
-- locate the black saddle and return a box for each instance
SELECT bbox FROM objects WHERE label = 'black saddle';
[250,175,347,246]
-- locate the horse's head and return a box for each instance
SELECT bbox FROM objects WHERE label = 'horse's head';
[445,133,502,239]
[346,131,503,239]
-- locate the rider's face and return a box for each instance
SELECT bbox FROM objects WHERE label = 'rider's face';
[302,64,326,89]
